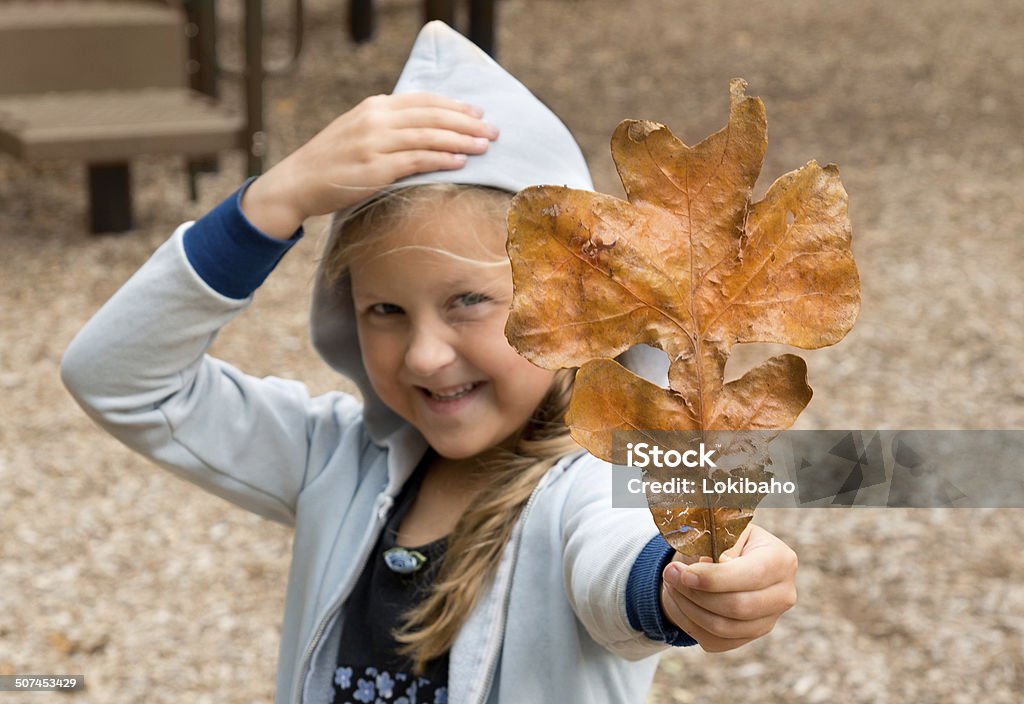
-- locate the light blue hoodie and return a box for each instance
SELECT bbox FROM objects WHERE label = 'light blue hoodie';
[61,22,692,704]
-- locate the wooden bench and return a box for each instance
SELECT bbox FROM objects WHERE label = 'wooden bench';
[0,1,243,233]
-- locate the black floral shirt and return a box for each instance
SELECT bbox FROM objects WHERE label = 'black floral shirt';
[331,465,450,704]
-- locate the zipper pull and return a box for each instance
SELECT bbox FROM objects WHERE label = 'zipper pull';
[376,495,393,521]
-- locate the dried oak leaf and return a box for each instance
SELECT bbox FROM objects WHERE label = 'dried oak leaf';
[505,79,861,559]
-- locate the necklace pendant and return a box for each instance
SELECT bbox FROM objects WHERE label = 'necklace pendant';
[383,546,428,574]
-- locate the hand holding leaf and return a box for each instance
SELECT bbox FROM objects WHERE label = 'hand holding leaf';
[505,80,860,560]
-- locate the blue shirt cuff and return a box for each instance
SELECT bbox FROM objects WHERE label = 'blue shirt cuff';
[626,534,699,647]
[183,178,303,299]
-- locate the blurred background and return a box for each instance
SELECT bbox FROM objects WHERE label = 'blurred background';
[1,0,1022,702]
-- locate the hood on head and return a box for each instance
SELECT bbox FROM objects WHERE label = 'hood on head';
[310,22,666,444]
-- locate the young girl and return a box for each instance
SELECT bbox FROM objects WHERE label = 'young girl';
[62,22,797,704]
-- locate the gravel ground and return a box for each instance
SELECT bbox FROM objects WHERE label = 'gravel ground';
[1,1,1023,702]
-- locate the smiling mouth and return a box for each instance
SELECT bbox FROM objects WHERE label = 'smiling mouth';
[419,382,484,401]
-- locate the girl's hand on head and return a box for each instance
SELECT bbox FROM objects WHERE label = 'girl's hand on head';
[241,92,499,239]
[659,524,798,653]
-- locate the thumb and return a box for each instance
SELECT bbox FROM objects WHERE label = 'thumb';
[719,546,742,562]
[718,524,755,563]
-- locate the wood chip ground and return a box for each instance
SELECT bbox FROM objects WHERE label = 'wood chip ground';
[1,1,1021,702]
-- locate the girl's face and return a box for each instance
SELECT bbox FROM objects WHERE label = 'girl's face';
[349,199,557,460]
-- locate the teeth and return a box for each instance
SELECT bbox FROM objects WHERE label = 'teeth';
[428,383,478,400]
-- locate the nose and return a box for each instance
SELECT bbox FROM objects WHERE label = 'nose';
[404,322,457,378]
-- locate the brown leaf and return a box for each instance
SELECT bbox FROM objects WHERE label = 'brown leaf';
[506,79,860,559]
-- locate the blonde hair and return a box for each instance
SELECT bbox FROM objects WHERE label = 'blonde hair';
[322,183,512,283]
[320,184,580,674]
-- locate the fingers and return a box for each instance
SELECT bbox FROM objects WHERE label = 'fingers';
[674,529,798,594]
[377,150,471,181]
[660,582,770,652]
[657,525,799,652]
[672,554,775,593]
[663,566,798,621]
[384,91,485,117]
[355,93,500,173]
[379,127,493,157]
[360,92,499,141]
[285,92,498,216]
[387,107,499,139]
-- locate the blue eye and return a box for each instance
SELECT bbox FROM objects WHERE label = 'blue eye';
[369,303,403,315]
[455,292,491,307]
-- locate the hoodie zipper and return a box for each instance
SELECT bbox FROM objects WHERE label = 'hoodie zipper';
[291,493,393,704]
[467,463,563,704]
